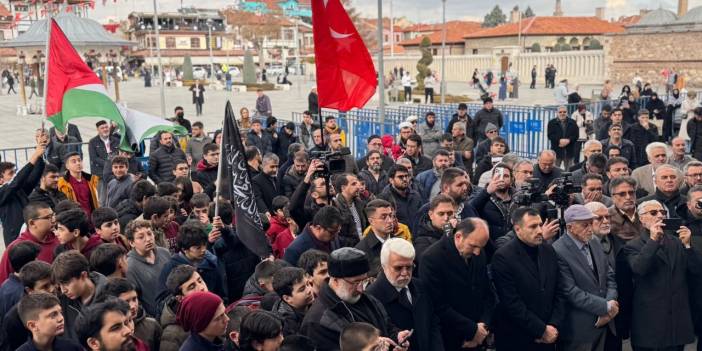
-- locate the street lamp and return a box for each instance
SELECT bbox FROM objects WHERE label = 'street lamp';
[440,0,446,104]
[206,18,215,83]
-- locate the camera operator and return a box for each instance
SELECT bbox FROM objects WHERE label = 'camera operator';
[327,133,357,174]
[469,164,514,242]
[573,174,613,207]
[288,159,332,228]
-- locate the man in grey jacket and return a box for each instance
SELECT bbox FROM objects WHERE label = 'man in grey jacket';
[473,97,504,142]
[185,121,213,166]
[552,205,619,351]
[417,112,443,158]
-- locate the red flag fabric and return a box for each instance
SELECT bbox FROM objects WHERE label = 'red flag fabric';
[45,19,103,119]
[311,0,377,111]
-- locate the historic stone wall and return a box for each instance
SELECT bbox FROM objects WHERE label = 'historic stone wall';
[605,31,702,89]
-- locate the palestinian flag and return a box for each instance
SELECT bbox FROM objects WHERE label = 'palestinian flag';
[45,18,185,150]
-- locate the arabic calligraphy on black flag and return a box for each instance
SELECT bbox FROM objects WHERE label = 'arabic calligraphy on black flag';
[221,100,272,258]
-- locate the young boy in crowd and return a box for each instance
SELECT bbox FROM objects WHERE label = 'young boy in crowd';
[91,207,130,252]
[0,241,40,318]
[96,278,162,351]
[117,180,156,230]
[16,292,83,351]
[340,322,382,351]
[297,249,329,298]
[74,299,135,351]
[159,220,226,299]
[51,250,107,342]
[125,219,172,318]
[266,196,298,259]
[142,196,180,253]
[177,291,229,351]
[242,260,284,299]
[224,306,251,351]
[238,310,284,351]
[89,243,127,279]
[54,208,103,258]
[160,265,209,351]
[105,156,133,209]
[190,193,213,228]
[271,267,315,336]
[0,261,56,351]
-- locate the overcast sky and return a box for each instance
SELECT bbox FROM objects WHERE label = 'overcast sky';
[88,0,702,23]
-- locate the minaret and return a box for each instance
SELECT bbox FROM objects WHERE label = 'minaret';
[553,0,564,16]
[678,0,688,17]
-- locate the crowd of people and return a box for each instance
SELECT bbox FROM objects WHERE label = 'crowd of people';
[0,91,701,351]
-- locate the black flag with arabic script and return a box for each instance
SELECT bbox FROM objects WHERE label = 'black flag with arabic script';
[222,100,272,258]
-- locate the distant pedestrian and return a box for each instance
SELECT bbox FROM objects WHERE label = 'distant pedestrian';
[189,81,205,116]
[6,72,15,94]
[402,71,412,103]
[530,65,537,89]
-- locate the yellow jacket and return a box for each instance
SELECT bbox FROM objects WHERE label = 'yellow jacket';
[362,223,412,242]
[57,172,100,211]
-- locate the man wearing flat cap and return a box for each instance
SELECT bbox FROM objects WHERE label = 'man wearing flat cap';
[301,247,412,351]
[552,205,619,351]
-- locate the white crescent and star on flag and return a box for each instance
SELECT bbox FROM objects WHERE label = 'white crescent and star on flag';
[321,0,355,52]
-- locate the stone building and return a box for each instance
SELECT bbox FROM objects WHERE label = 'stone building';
[605,6,702,88]
[463,17,624,55]
[397,21,482,56]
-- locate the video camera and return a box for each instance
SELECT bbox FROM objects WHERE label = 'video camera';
[513,177,557,220]
[548,172,581,207]
[310,147,351,179]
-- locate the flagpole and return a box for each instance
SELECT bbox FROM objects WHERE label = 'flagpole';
[376,0,385,133]
[41,5,52,132]
[213,118,225,217]
[152,0,166,119]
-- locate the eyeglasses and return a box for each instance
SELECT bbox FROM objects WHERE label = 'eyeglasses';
[487,130,497,134]
[687,173,702,179]
[33,213,55,221]
[644,209,667,217]
[593,215,611,222]
[322,226,341,235]
[390,264,415,273]
[612,190,635,198]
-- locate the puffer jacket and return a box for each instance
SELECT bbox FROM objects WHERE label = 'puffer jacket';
[134,305,162,351]
[412,213,446,268]
[273,298,306,336]
[376,185,423,228]
[415,168,439,203]
[57,172,100,211]
[148,144,187,183]
[159,296,188,351]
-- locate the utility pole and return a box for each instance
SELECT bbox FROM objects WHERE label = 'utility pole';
[440,0,446,104]
[152,0,166,119]
[377,0,385,130]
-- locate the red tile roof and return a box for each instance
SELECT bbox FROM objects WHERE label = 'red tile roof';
[0,3,11,18]
[399,21,482,46]
[463,16,625,39]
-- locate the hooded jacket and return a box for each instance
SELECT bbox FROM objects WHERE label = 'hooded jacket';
[266,215,295,259]
[0,230,59,284]
[57,172,99,212]
[159,251,227,302]
[60,272,108,342]
[194,159,219,198]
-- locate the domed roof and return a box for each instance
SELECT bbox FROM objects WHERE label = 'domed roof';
[677,6,702,24]
[635,8,678,26]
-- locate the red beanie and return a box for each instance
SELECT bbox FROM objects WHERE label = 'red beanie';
[176,291,223,333]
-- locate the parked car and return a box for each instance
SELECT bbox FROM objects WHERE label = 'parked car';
[193,67,207,80]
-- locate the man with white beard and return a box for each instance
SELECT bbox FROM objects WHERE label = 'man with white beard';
[301,247,412,351]
[366,238,444,351]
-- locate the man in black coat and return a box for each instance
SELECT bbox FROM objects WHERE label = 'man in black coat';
[28,164,67,210]
[301,248,411,351]
[0,133,46,245]
[547,105,579,170]
[252,153,280,215]
[680,186,702,349]
[377,165,423,228]
[193,143,220,199]
[492,207,566,351]
[367,238,444,351]
[88,120,119,177]
[420,218,494,350]
[621,199,702,350]
[148,131,186,183]
[533,150,563,193]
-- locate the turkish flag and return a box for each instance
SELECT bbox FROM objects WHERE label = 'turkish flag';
[312,0,377,111]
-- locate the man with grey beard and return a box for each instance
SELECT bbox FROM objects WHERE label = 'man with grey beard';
[358,150,389,195]
[301,248,412,350]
